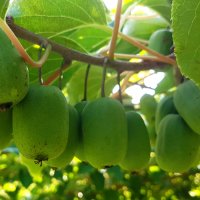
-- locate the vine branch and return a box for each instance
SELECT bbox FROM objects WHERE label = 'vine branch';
[108,0,122,59]
[6,17,171,73]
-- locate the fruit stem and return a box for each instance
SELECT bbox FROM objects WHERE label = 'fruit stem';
[117,71,123,104]
[83,64,91,101]
[0,17,51,68]
[101,58,108,97]
[38,44,45,84]
[58,59,66,89]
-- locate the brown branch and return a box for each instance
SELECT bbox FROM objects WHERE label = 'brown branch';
[6,17,169,73]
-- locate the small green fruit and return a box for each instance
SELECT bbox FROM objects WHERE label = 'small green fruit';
[174,80,200,135]
[13,85,69,162]
[155,95,177,133]
[0,109,12,150]
[0,28,29,110]
[120,111,150,171]
[156,114,200,172]
[82,97,128,168]
[140,94,157,124]
[46,105,79,168]
[148,29,173,55]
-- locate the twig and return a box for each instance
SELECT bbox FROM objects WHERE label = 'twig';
[108,0,122,59]
[83,64,91,101]
[118,32,176,65]
[1,17,51,67]
[112,72,134,98]
[114,53,169,62]
[117,71,123,103]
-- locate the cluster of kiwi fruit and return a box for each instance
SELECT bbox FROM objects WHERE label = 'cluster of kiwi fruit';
[0,27,71,167]
[140,80,200,173]
[0,25,152,173]
[74,98,151,170]
[2,20,199,175]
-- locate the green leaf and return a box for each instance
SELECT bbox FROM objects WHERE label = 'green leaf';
[19,169,33,188]
[0,0,10,18]
[103,189,119,200]
[106,166,124,184]
[90,170,105,191]
[66,65,117,105]
[140,0,171,23]
[7,1,110,85]
[172,0,200,85]
[7,0,107,35]
[67,26,111,52]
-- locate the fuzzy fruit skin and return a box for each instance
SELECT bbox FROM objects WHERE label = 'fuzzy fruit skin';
[174,80,200,135]
[13,85,69,161]
[148,29,173,55]
[155,114,200,173]
[140,94,157,124]
[20,154,44,177]
[120,111,150,171]
[74,101,88,161]
[155,95,177,133]
[46,105,79,168]
[0,29,29,108]
[140,94,157,146]
[82,97,128,168]
[0,109,12,150]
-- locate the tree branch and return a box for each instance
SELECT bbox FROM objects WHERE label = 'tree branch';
[6,17,170,73]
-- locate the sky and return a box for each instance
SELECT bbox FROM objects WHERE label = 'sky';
[103,0,118,10]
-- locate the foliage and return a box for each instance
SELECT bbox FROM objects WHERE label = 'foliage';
[172,0,200,85]
[0,151,200,200]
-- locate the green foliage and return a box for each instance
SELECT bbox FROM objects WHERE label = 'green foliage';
[141,0,172,23]
[7,0,110,85]
[156,114,200,172]
[172,0,200,85]
[13,85,69,161]
[0,152,200,199]
[0,0,9,18]
[148,29,173,55]
[7,0,107,33]
[66,65,116,105]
